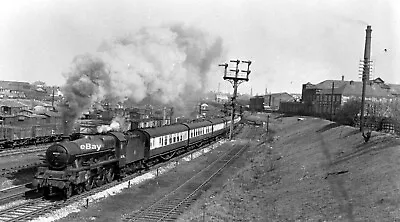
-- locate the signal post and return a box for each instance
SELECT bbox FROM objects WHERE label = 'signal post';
[219,59,251,140]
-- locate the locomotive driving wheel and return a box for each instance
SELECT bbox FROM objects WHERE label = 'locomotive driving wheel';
[64,184,73,199]
[43,187,51,198]
[75,184,84,194]
[84,176,94,191]
[105,168,115,183]
[95,174,105,187]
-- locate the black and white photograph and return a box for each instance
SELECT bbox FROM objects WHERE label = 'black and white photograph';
[0,0,399,221]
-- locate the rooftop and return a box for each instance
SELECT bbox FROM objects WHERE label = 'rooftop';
[307,78,399,98]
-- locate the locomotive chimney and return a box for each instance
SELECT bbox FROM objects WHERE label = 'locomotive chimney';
[363,25,372,82]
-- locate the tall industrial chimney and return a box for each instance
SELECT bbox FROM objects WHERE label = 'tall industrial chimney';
[360,25,372,133]
[363,25,372,82]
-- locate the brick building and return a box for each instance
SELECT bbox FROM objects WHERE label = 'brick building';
[264,92,295,110]
[297,77,400,116]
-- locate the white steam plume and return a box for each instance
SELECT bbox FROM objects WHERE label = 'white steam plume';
[97,116,129,133]
[61,24,224,134]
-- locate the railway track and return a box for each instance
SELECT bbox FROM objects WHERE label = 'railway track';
[0,183,32,205]
[0,171,137,222]
[0,199,54,222]
[0,163,43,177]
[122,141,249,222]
[0,145,47,158]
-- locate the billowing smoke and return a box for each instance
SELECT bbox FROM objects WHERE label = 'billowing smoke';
[61,23,224,134]
[61,54,112,134]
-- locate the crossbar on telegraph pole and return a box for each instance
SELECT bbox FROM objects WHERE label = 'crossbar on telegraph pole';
[219,60,251,140]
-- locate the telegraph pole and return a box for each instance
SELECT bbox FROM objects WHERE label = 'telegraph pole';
[330,82,334,121]
[52,86,55,111]
[219,59,251,140]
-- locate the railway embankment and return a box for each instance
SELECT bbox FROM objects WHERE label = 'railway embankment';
[178,115,400,221]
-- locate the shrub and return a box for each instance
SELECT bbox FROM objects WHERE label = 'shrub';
[335,98,361,126]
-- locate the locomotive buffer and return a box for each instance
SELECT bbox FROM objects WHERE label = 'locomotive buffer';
[219,59,251,140]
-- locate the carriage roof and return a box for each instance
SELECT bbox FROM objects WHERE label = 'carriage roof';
[137,124,188,137]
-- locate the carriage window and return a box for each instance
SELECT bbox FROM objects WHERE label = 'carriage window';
[159,137,162,144]
[173,136,176,143]
[164,136,167,145]
[169,136,172,144]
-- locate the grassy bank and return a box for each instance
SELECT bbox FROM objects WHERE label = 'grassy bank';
[178,115,400,221]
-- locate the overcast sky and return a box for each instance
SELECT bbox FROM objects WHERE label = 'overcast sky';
[0,0,399,94]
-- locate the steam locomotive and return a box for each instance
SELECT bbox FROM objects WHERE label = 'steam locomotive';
[33,115,241,198]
